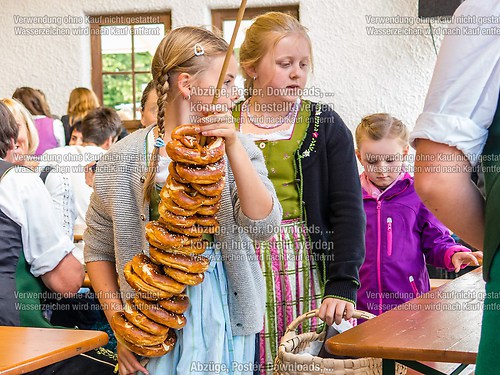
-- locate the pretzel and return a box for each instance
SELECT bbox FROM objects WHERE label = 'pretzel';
[157,294,190,314]
[134,296,187,330]
[145,221,199,249]
[130,254,186,295]
[175,160,226,185]
[115,329,176,357]
[123,299,170,336]
[164,176,205,210]
[123,262,173,300]
[111,312,167,347]
[166,125,225,166]
[191,178,225,197]
[149,248,210,274]
[164,266,205,286]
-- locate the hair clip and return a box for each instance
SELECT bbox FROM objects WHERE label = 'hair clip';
[194,43,205,56]
[154,137,165,148]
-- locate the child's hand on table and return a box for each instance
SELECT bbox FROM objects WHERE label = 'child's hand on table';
[451,251,483,273]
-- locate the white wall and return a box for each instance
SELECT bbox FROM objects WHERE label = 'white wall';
[0,0,443,131]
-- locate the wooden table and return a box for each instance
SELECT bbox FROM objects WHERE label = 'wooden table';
[326,268,484,374]
[0,326,108,375]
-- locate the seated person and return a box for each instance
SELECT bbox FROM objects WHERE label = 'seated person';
[139,80,158,127]
[2,97,77,240]
[43,107,123,244]
[12,86,65,155]
[69,120,83,146]
[0,102,116,374]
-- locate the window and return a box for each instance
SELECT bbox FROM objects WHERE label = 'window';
[212,6,299,35]
[90,13,170,130]
[418,0,464,17]
[212,6,299,97]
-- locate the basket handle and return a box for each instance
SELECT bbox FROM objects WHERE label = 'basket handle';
[285,308,376,334]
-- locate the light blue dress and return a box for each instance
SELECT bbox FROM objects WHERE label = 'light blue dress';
[146,247,255,375]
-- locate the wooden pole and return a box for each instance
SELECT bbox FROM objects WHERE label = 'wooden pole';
[200,0,247,146]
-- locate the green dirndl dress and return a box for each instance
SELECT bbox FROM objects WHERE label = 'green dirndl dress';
[235,100,325,374]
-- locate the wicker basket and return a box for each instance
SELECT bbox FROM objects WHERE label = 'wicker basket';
[274,309,407,375]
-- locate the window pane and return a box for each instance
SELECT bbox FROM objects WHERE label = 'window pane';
[133,24,164,72]
[101,25,132,72]
[222,19,253,54]
[103,74,134,120]
[135,73,153,120]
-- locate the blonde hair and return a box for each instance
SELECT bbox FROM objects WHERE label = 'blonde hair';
[355,113,409,148]
[67,87,100,126]
[239,12,312,97]
[1,98,39,155]
[143,26,229,203]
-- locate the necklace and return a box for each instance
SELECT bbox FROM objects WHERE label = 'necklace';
[243,98,301,130]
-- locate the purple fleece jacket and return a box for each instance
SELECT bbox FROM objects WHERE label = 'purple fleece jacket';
[357,172,469,316]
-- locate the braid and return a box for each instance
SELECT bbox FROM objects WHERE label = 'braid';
[142,67,170,204]
[143,26,229,204]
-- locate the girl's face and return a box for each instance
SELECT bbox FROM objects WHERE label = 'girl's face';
[140,90,158,127]
[357,137,409,190]
[69,129,83,146]
[189,54,239,116]
[252,34,311,103]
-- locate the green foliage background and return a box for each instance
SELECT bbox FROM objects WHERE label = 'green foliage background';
[102,52,152,111]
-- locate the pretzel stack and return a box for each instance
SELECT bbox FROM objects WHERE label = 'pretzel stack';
[112,125,226,357]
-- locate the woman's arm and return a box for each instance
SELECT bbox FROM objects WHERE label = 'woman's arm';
[84,172,149,375]
[86,261,122,323]
[44,168,76,239]
[324,112,366,299]
[315,109,365,325]
[41,253,84,294]
[414,139,485,250]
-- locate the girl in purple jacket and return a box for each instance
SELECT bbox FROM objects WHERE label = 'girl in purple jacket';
[355,113,481,316]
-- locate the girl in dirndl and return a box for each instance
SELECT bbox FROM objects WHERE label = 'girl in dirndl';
[85,26,282,375]
[236,12,366,373]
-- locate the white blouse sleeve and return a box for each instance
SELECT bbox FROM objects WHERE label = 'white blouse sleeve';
[410,0,500,166]
[0,167,75,277]
[53,119,66,147]
[43,166,77,239]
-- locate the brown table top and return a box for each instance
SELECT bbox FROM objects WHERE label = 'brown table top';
[326,268,484,364]
[0,326,108,375]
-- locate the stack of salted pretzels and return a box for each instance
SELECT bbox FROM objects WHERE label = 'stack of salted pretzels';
[112,125,226,357]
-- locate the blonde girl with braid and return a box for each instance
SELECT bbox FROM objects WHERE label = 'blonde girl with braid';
[236,12,366,372]
[84,26,282,375]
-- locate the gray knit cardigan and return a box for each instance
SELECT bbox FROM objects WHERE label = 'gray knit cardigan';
[84,126,282,336]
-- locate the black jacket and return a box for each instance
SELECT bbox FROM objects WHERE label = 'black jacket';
[296,102,366,303]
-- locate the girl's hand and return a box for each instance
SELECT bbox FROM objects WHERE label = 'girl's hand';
[117,342,149,375]
[318,297,355,326]
[451,251,482,273]
[197,107,238,148]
